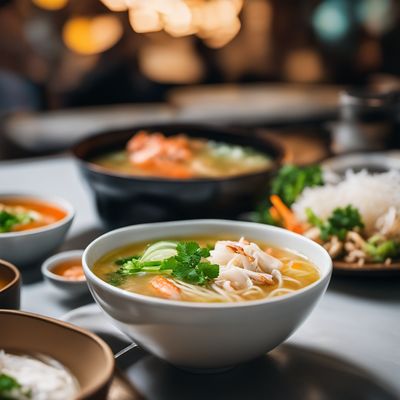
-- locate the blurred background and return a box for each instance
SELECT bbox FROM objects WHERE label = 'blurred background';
[1,0,400,162]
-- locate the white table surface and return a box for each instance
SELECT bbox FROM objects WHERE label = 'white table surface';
[0,155,399,397]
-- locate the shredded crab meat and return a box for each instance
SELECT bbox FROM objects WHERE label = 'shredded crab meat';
[209,237,282,273]
[209,238,282,292]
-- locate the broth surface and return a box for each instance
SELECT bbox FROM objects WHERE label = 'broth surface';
[52,259,85,281]
[93,236,320,303]
[92,138,272,179]
[0,198,66,233]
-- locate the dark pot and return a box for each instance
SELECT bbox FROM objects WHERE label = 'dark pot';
[72,124,283,228]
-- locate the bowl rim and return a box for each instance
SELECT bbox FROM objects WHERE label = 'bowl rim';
[0,309,115,399]
[0,193,75,238]
[72,124,284,184]
[0,259,20,293]
[83,219,332,309]
[41,250,86,284]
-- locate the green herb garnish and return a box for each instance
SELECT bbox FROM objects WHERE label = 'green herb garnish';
[363,236,400,262]
[114,255,140,266]
[254,164,324,225]
[109,241,219,286]
[306,205,364,241]
[271,165,324,207]
[0,210,33,233]
[0,373,31,399]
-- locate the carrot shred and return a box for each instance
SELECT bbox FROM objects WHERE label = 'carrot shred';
[270,195,304,233]
[269,206,280,221]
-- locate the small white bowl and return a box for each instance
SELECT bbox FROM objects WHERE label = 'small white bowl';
[42,250,88,296]
[0,193,74,268]
[83,220,332,371]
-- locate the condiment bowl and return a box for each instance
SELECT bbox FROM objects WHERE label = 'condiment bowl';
[83,219,332,371]
[0,259,21,309]
[42,250,88,296]
[0,310,114,399]
[0,193,74,268]
[72,124,283,228]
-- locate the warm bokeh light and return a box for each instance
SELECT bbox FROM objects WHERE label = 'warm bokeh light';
[128,6,163,33]
[139,39,204,83]
[102,0,243,48]
[63,15,123,55]
[32,0,68,11]
[100,0,128,12]
[284,49,324,83]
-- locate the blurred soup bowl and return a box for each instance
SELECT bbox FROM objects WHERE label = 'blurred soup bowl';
[72,124,282,229]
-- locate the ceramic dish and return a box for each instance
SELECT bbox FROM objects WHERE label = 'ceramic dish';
[82,219,332,370]
[42,250,88,296]
[62,303,398,400]
[0,193,74,267]
[0,309,114,400]
[322,151,400,175]
[72,124,283,228]
[0,259,21,309]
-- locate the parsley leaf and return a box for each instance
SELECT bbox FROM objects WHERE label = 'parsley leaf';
[271,165,324,207]
[0,211,32,233]
[0,373,31,399]
[363,237,400,262]
[306,205,364,241]
[109,241,219,286]
[114,255,140,266]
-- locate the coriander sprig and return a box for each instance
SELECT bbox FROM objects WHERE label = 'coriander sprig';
[108,241,219,287]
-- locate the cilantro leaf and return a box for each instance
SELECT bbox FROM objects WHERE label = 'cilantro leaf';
[306,205,364,241]
[114,255,140,266]
[0,211,32,233]
[363,237,400,262]
[271,165,324,207]
[0,373,31,399]
[110,240,219,287]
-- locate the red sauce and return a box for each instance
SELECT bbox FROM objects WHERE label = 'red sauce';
[52,259,85,281]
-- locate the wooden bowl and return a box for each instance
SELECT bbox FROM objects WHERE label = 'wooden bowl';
[0,310,115,399]
[0,259,21,309]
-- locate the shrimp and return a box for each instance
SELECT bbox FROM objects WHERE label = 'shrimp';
[126,131,195,178]
[149,276,181,300]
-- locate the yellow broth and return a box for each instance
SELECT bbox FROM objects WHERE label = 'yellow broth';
[92,144,272,179]
[92,237,320,303]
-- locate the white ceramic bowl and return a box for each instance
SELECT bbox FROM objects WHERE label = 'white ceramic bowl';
[0,194,74,267]
[83,220,332,371]
[42,250,88,296]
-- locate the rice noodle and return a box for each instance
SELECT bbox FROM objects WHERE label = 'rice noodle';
[168,262,304,303]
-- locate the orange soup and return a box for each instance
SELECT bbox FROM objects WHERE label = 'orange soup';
[0,198,66,233]
[52,259,85,281]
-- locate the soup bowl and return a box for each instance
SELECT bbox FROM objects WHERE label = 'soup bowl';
[0,259,21,309]
[0,193,74,267]
[0,310,114,399]
[72,124,282,229]
[83,220,332,370]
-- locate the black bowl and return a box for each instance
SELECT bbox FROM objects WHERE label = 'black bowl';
[72,124,283,228]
